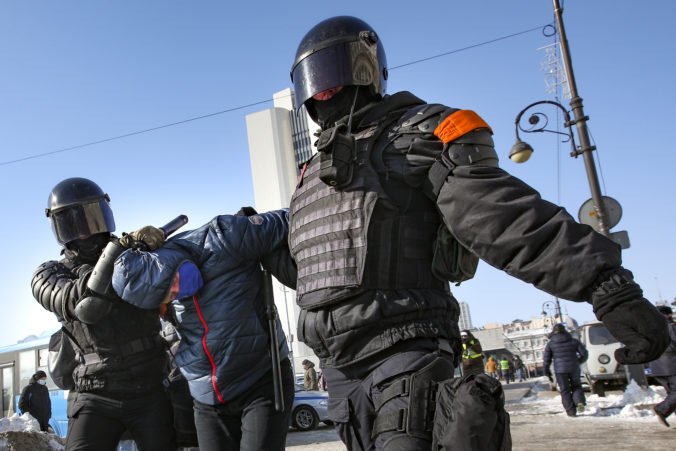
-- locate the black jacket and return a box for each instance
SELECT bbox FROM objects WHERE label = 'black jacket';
[649,322,676,376]
[18,378,51,426]
[291,91,620,369]
[543,330,588,374]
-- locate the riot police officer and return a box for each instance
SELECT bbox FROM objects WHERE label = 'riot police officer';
[31,177,175,450]
[287,16,669,450]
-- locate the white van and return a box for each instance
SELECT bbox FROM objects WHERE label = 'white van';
[578,321,626,397]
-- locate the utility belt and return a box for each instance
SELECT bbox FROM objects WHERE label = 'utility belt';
[76,335,165,367]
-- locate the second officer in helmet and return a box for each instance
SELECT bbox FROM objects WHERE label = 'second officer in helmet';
[288,15,668,450]
[31,177,174,450]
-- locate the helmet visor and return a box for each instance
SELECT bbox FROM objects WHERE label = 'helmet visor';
[292,41,381,110]
[50,199,115,244]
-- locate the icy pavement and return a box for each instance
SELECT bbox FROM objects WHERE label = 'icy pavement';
[512,376,668,420]
[507,377,675,450]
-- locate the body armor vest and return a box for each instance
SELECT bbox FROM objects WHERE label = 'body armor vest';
[289,107,446,309]
[40,259,166,394]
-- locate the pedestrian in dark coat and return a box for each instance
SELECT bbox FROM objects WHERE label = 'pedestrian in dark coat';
[649,306,676,427]
[18,370,51,432]
[543,324,588,416]
[460,330,484,375]
[512,355,526,382]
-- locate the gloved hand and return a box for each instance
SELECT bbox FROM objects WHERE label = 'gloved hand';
[236,206,258,216]
[546,369,553,383]
[592,268,669,364]
[119,226,165,251]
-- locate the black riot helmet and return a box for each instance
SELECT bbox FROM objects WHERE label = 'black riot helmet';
[45,177,115,245]
[290,16,387,117]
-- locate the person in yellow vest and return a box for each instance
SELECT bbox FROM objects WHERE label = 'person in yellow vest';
[499,357,511,384]
[460,330,484,375]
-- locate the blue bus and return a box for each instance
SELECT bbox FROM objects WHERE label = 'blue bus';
[0,330,69,437]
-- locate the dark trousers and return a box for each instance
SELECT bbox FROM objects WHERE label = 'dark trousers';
[65,387,175,451]
[654,375,676,417]
[555,368,585,414]
[192,358,294,451]
[322,340,453,451]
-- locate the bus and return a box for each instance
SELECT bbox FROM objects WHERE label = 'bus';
[0,330,69,437]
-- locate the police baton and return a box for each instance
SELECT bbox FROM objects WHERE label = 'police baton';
[262,269,285,413]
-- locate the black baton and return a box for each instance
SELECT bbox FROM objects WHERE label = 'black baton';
[262,269,284,413]
[159,214,189,238]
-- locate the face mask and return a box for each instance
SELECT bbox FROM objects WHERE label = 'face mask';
[38,379,47,385]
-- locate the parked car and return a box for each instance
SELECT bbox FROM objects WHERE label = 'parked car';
[578,321,627,397]
[291,383,329,431]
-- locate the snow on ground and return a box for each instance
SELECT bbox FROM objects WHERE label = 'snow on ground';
[520,376,666,421]
[0,412,41,434]
[0,413,65,450]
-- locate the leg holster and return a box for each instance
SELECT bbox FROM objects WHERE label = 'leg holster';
[371,357,453,441]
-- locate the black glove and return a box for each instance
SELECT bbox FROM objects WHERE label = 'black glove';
[546,369,553,383]
[592,268,669,364]
[236,206,258,216]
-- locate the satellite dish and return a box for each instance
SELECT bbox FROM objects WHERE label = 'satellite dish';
[578,196,622,232]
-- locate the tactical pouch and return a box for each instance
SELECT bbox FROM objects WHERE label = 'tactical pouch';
[431,224,479,285]
[432,373,511,451]
[48,327,79,390]
[316,123,356,188]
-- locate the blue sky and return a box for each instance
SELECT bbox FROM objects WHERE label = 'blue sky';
[1,1,675,345]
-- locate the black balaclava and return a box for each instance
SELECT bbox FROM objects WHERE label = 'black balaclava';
[63,232,111,265]
[309,86,377,129]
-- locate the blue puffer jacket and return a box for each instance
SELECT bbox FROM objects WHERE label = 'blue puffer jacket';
[543,330,588,374]
[112,210,296,405]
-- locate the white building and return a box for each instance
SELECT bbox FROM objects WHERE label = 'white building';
[245,88,320,375]
[458,301,473,331]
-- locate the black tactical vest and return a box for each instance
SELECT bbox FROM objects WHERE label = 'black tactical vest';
[58,260,166,394]
[289,104,447,309]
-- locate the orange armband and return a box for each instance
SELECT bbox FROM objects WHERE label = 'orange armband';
[434,110,492,144]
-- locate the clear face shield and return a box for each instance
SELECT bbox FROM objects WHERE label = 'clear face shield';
[50,199,115,245]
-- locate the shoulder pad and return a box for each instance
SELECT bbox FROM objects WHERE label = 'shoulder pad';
[434,110,492,144]
[398,104,457,134]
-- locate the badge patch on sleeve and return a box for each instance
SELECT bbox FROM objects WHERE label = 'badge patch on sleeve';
[434,110,492,144]
[248,215,263,225]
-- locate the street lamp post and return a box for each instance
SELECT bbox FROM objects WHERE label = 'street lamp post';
[541,300,563,328]
[509,0,610,237]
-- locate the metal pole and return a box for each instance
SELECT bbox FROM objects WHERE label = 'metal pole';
[280,285,296,377]
[552,0,610,236]
[554,297,563,322]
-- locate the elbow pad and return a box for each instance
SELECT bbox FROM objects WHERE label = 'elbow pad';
[74,295,114,324]
[32,262,82,322]
[444,129,499,168]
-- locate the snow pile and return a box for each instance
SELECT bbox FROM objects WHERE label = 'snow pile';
[0,413,65,450]
[0,412,41,433]
[521,377,666,421]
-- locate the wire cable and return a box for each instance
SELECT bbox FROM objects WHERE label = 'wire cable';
[1,24,549,167]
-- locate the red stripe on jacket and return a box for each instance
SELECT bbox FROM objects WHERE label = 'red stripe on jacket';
[192,294,226,404]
